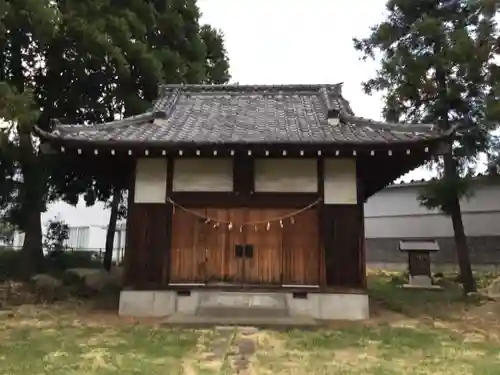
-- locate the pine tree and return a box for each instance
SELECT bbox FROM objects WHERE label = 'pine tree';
[354,0,500,293]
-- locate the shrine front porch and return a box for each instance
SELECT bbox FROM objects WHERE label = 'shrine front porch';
[118,288,369,321]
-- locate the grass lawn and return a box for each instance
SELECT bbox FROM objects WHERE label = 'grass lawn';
[0,306,199,375]
[1,272,500,374]
[252,322,500,374]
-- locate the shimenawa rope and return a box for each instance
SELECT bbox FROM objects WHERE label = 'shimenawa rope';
[166,196,322,227]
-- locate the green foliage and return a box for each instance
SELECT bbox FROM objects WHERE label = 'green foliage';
[0,248,101,281]
[0,0,231,275]
[44,0,232,208]
[200,25,231,84]
[353,0,500,207]
[367,273,474,318]
[45,251,102,275]
[43,218,69,253]
[418,176,473,214]
[354,0,500,292]
[0,221,14,242]
[0,248,20,281]
[0,84,39,132]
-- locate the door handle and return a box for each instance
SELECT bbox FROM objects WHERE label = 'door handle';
[244,244,254,258]
[235,244,244,258]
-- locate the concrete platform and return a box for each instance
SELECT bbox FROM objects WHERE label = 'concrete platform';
[197,291,289,317]
[162,312,319,328]
[119,289,369,321]
[401,284,443,290]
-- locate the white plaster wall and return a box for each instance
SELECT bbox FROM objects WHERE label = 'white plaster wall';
[12,197,127,255]
[134,158,167,203]
[86,227,106,250]
[323,158,357,204]
[254,159,317,192]
[365,182,500,238]
[44,200,113,227]
[173,158,233,192]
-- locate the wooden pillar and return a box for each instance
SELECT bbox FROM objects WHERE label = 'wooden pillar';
[123,157,172,288]
[357,201,367,289]
[123,166,136,287]
[163,157,174,284]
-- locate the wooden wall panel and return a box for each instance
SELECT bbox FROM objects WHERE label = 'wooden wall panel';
[134,159,167,203]
[173,158,233,192]
[282,208,320,285]
[166,206,322,286]
[225,208,246,283]
[254,159,318,192]
[169,208,206,282]
[323,158,357,204]
[245,209,286,284]
[204,208,229,282]
[124,203,170,287]
[322,204,365,288]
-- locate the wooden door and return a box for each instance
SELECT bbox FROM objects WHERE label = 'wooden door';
[204,208,229,283]
[282,208,320,285]
[245,208,285,284]
[170,208,206,283]
[169,206,320,286]
[224,208,246,283]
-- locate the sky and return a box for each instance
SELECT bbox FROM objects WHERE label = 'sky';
[197,0,435,181]
[198,0,387,121]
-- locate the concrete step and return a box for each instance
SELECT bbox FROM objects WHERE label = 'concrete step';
[198,291,287,310]
[197,306,290,318]
[162,312,318,329]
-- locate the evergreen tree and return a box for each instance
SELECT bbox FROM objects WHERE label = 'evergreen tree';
[200,25,231,84]
[354,0,500,293]
[0,0,60,276]
[89,0,231,270]
[1,0,231,274]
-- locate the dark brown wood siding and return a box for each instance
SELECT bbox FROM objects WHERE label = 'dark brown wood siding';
[205,208,230,282]
[282,208,321,285]
[124,203,364,290]
[322,204,365,289]
[244,208,285,284]
[169,208,206,283]
[123,202,366,289]
[124,203,171,287]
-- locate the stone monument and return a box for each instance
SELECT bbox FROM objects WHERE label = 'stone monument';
[399,240,441,290]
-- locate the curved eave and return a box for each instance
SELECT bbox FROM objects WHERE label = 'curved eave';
[34,132,452,152]
[341,113,439,134]
[33,111,155,138]
[33,110,454,151]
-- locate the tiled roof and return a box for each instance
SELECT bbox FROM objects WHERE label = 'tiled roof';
[34,84,451,146]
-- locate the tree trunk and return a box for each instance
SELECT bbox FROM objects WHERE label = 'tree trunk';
[20,210,44,279]
[18,133,45,279]
[443,152,476,293]
[103,190,120,271]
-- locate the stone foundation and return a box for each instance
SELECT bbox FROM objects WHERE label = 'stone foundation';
[118,290,370,321]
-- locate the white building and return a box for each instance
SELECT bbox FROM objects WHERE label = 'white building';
[12,199,126,262]
[365,176,500,267]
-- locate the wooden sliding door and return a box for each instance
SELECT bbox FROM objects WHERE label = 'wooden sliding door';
[169,207,320,286]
